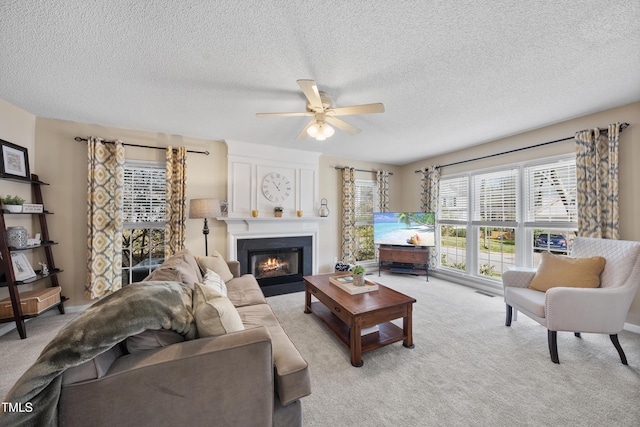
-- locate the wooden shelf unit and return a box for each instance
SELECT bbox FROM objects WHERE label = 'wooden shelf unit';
[378,245,429,281]
[0,173,66,338]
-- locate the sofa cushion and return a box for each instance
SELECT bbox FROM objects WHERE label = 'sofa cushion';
[145,249,203,288]
[196,251,234,282]
[528,252,606,292]
[505,287,547,319]
[62,344,124,385]
[226,274,267,307]
[193,283,244,337]
[236,303,311,406]
[201,268,228,297]
[126,329,186,353]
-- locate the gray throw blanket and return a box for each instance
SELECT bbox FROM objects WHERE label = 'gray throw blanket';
[0,281,196,427]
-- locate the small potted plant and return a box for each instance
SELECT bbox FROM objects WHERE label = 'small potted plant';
[2,195,25,213]
[350,265,366,286]
[274,206,283,217]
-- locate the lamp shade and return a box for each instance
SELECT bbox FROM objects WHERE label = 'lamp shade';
[189,198,221,219]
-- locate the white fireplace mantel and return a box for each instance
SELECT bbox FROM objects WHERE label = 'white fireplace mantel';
[218,216,327,275]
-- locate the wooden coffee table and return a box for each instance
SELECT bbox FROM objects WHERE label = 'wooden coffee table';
[304,273,416,367]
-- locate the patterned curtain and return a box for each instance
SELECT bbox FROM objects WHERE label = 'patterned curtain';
[86,137,125,299]
[165,146,187,257]
[376,170,390,212]
[341,167,356,264]
[420,166,440,270]
[575,123,620,239]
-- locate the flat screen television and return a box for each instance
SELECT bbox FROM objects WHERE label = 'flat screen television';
[373,212,435,247]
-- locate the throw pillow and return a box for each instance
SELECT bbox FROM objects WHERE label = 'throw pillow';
[528,252,606,292]
[193,282,244,337]
[201,268,228,297]
[195,251,234,282]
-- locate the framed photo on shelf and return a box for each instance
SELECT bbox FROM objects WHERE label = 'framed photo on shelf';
[0,139,30,180]
[10,253,37,281]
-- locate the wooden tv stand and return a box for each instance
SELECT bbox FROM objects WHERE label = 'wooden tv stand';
[378,246,429,281]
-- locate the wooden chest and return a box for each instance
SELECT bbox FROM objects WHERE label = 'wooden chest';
[0,287,61,319]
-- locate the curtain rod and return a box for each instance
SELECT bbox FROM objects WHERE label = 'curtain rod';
[334,166,394,176]
[414,122,629,172]
[74,137,210,155]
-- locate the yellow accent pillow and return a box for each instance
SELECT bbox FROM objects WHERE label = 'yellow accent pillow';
[193,283,244,337]
[195,251,234,283]
[528,252,606,292]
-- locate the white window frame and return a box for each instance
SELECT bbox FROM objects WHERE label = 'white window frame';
[436,154,577,288]
[122,160,166,285]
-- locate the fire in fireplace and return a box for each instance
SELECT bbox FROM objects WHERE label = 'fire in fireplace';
[237,236,312,296]
[251,249,300,280]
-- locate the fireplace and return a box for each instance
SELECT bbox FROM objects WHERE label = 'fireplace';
[237,236,312,296]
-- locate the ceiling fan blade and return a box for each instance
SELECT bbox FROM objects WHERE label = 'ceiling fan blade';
[296,118,316,140]
[297,79,324,111]
[327,103,385,116]
[256,112,313,117]
[325,116,361,135]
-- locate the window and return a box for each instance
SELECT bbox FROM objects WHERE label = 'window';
[354,179,377,262]
[121,161,166,285]
[437,155,577,283]
[473,169,518,276]
[438,177,468,272]
[525,159,578,264]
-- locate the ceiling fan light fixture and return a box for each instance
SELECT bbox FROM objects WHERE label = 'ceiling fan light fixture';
[307,121,334,140]
[307,122,320,137]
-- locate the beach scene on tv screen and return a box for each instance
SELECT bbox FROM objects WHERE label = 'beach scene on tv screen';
[374,212,435,247]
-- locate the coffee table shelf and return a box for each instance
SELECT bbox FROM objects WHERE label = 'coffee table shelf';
[309,302,406,353]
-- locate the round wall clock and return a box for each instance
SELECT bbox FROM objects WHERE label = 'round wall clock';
[262,172,291,203]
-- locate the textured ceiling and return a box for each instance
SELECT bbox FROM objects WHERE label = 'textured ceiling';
[1,1,639,165]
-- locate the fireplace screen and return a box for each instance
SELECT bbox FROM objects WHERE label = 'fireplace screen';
[250,248,302,280]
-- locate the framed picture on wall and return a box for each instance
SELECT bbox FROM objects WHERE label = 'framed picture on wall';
[10,253,37,281]
[0,139,30,180]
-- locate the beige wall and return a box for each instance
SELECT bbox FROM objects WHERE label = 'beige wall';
[317,156,402,274]
[401,101,640,326]
[3,98,639,328]
[33,118,229,306]
[0,100,38,302]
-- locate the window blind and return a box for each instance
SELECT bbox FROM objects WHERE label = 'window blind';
[354,180,376,225]
[524,159,577,224]
[473,169,518,223]
[438,176,469,221]
[123,163,166,225]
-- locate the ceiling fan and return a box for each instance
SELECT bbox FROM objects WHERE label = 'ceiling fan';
[256,79,385,141]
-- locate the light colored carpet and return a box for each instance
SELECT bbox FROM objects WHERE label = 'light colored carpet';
[267,273,640,426]
[1,274,639,426]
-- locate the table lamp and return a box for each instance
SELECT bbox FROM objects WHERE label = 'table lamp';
[189,198,221,256]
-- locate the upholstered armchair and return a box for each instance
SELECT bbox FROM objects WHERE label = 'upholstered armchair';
[503,237,640,364]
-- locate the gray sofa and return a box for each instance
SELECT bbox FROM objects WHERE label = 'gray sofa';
[58,249,311,427]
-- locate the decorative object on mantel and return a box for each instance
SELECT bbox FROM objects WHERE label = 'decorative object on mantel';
[7,226,28,248]
[297,210,303,217]
[274,206,283,217]
[319,198,330,217]
[350,265,366,286]
[251,209,259,217]
[189,198,221,256]
[2,194,25,213]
